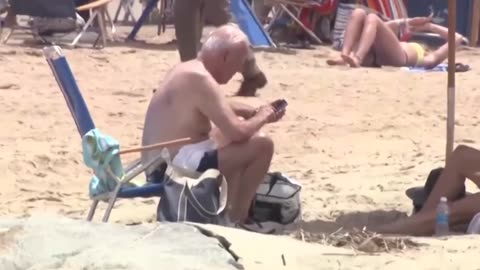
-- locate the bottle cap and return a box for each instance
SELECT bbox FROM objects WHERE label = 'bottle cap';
[440,197,448,202]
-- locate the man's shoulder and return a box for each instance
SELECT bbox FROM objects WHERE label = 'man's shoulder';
[174,60,211,80]
[172,62,218,94]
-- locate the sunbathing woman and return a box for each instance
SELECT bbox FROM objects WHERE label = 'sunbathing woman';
[327,8,467,68]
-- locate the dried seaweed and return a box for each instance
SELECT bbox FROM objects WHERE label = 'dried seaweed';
[292,227,424,253]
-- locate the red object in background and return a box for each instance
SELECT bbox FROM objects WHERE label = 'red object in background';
[298,0,339,30]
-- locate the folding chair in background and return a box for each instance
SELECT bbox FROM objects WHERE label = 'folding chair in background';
[2,0,80,44]
[2,0,115,48]
[127,0,172,40]
[113,0,137,24]
[43,45,191,222]
[266,0,339,44]
[71,0,116,48]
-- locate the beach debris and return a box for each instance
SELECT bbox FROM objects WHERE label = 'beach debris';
[292,227,424,253]
[0,83,19,90]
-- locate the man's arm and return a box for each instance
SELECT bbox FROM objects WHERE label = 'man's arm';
[193,74,271,142]
[229,100,256,119]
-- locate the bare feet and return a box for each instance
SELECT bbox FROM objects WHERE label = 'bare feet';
[326,58,347,66]
[341,53,361,68]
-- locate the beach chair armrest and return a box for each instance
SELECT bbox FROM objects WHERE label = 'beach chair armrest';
[124,158,142,173]
[121,153,166,184]
[76,0,113,11]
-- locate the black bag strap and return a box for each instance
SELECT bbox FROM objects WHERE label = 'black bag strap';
[183,169,228,218]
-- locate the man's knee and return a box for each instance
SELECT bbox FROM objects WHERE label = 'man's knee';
[250,134,274,157]
[451,145,478,163]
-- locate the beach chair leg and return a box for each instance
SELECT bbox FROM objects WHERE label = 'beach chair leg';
[102,184,122,222]
[279,4,323,45]
[122,0,136,23]
[113,0,123,23]
[104,9,116,35]
[71,10,99,47]
[87,199,99,221]
[2,27,14,44]
[125,3,137,23]
[97,8,107,47]
[126,0,158,40]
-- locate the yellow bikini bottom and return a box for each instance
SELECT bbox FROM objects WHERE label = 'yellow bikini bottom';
[409,42,425,65]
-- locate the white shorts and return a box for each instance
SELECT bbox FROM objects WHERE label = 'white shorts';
[172,139,219,172]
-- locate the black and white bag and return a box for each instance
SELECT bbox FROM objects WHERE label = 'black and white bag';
[155,149,228,224]
[248,172,302,232]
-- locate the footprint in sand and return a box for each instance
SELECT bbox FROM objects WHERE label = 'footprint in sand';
[108,112,125,117]
[112,90,145,98]
[345,194,375,205]
[25,196,62,203]
[24,50,43,57]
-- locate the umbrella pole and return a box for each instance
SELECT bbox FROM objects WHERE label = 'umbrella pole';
[446,0,456,164]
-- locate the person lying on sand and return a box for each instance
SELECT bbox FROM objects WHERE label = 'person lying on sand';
[141,24,286,229]
[373,145,480,236]
[327,8,467,68]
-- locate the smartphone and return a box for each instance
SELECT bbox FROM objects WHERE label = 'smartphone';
[271,99,288,112]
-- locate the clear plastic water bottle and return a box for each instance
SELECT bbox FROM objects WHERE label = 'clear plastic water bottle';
[435,197,450,236]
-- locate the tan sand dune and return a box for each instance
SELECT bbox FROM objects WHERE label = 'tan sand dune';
[1,25,480,268]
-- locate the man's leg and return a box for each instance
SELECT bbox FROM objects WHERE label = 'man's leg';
[205,0,231,26]
[236,49,267,96]
[217,133,274,223]
[375,194,480,236]
[174,0,204,62]
[421,145,480,211]
[375,145,480,236]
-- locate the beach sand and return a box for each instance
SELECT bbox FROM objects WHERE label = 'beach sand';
[1,20,480,269]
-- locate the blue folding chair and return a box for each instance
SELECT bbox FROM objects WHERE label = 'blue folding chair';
[43,45,167,222]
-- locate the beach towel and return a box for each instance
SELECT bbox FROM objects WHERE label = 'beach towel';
[402,63,471,73]
[82,128,125,198]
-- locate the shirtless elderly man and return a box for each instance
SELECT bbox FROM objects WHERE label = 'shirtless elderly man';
[142,24,285,225]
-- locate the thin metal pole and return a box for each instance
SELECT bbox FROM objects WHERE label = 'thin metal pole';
[446,0,456,163]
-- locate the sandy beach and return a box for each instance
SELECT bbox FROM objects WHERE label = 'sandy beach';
[1,19,480,269]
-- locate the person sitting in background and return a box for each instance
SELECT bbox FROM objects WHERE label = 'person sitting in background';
[142,24,285,230]
[374,145,480,236]
[327,8,467,68]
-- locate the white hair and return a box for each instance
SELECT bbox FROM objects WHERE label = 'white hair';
[200,24,249,53]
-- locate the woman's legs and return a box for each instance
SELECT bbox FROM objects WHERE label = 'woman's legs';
[343,13,407,67]
[326,8,366,66]
[341,8,368,57]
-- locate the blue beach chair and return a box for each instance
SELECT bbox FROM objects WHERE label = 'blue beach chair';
[43,45,167,222]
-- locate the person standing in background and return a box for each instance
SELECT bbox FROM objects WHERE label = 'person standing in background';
[173,0,267,96]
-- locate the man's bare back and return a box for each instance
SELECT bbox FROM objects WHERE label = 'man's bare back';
[142,60,214,165]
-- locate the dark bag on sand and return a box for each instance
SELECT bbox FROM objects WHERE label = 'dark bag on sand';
[406,167,466,213]
[248,172,302,231]
[156,150,228,224]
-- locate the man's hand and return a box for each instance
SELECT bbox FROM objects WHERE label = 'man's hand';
[256,104,285,123]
